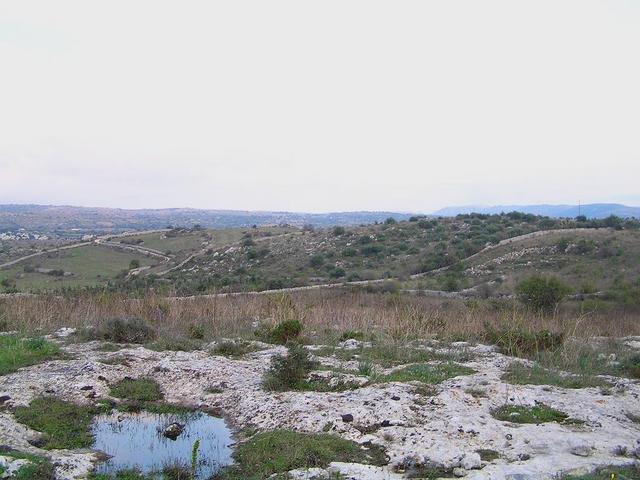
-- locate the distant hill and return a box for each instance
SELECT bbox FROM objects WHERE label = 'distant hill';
[432,203,640,219]
[0,204,415,237]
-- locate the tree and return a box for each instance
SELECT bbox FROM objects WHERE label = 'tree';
[515,276,571,314]
[129,259,140,270]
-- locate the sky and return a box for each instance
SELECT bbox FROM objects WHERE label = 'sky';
[1,1,639,213]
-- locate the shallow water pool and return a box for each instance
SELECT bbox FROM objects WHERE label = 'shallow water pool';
[92,410,233,478]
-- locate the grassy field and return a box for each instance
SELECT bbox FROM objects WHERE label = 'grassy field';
[0,245,156,291]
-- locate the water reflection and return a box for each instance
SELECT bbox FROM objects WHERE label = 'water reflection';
[92,411,233,478]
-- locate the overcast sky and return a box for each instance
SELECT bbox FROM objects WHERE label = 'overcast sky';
[1,1,639,213]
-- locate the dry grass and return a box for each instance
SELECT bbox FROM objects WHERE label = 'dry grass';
[1,289,638,345]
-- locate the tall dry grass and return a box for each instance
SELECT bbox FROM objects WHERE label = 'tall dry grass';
[1,289,638,344]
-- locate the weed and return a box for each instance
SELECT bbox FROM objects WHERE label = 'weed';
[214,430,386,479]
[0,335,60,375]
[379,363,474,384]
[503,362,608,389]
[357,360,375,376]
[491,404,569,424]
[13,397,97,449]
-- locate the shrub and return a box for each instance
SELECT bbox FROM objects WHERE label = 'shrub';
[515,276,571,313]
[92,318,156,344]
[129,259,140,270]
[266,319,304,344]
[263,343,319,391]
[309,254,324,268]
[332,226,346,236]
[328,267,346,278]
[342,247,357,257]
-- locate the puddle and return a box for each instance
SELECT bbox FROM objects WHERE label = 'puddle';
[92,410,233,478]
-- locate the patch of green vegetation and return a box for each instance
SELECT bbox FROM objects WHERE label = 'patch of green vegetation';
[146,336,203,352]
[13,397,97,449]
[484,322,564,358]
[465,388,488,398]
[626,412,640,424]
[379,363,474,384]
[0,335,60,375]
[2,244,155,292]
[12,460,56,480]
[315,343,470,368]
[214,430,386,479]
[97,342,125,352]
[476,449,500,462]
[89,469,149,479]
[491,404,569,424]
[534,340,640,380]
[503,362,608,389]
[562,464,640,479]
[212,340,261,358]
[110,377,163,402]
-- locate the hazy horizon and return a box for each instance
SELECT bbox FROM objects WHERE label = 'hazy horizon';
[2,1,639,213]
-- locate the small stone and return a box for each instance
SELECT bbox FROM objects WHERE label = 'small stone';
[162,422,185,440]
[391,395,401,401]
[80,385,94,391]
[341,414,354,423]
[453,467,467,477]
[505,434,513,440]
[570,444,594,457]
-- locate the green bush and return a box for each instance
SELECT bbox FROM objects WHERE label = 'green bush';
[263,343,318,391]
[267,319,304,344]
[309,254,324,268]
[515,276,571,313]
